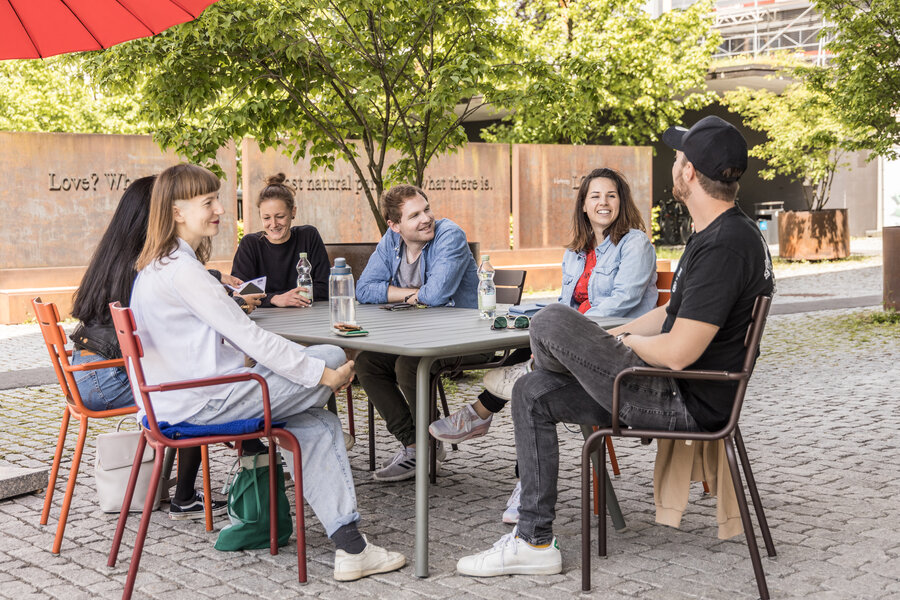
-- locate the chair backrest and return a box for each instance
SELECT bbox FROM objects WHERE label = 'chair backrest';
[494,269,527,305]
[656,271,674,307]
[108,302,159,431]
[32,297,80,409]
[324,243,378,283]
[720,294,772,435]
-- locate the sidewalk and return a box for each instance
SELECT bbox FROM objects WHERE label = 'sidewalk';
[0,253,897,599]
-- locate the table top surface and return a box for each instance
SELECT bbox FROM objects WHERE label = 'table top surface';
[251,302,628,357]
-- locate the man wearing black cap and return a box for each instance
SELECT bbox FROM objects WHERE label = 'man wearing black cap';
[457,116,774,577]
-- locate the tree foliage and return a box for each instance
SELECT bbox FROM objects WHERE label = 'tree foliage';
[805,0,900,159]
[482,0,721,146]
[723,78,863,211]
[0,57,147,134]
[88,0,525,234]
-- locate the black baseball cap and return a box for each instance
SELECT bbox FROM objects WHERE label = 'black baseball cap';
[662,116,748,182]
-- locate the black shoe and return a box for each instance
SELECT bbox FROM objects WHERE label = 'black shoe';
[169,491,227,521]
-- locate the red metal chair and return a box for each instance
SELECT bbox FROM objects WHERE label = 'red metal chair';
[33,297,141,555]
[106,302,308,599]
[581,295,776,599]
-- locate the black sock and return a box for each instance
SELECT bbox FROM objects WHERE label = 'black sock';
[173,446,202,504]
[331,522,366,554]
[478,389,508,413]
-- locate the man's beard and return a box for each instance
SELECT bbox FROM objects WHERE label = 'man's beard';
[672,175,689,204]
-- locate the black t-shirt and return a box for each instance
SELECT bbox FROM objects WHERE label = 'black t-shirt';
[662,206,774,430]
[231,225,330,307]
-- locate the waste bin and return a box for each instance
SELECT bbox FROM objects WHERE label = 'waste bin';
[756,202,783,245]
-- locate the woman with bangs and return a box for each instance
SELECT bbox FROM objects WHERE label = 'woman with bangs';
[129,163,405,581]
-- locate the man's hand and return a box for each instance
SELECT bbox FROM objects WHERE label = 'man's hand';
[319,360,355,393]
[220,273,243,288]
[236,292,265,314]
[271,288,311,308]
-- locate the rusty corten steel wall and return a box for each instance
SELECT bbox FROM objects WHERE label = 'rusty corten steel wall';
[884,226,900,311]
[512,144,653,249]
[0,132,238,271]
[241,140,511,250]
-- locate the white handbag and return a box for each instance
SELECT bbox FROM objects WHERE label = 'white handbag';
[94,420,161,513]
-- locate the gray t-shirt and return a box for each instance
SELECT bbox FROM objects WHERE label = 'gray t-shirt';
[396,242,423,289]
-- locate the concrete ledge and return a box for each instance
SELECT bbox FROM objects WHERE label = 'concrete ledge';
[0,465,49,501]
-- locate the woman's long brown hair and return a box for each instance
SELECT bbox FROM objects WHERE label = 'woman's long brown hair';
[567,168,646,254]
[136,164,221,270]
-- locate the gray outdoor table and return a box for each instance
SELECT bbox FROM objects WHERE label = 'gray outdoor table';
[251,302,627,577]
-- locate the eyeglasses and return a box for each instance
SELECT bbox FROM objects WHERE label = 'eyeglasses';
[491,315,530,330]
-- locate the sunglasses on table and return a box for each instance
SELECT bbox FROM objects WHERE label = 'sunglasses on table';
[491,315,531,330]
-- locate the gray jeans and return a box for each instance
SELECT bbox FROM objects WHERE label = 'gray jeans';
[187,344,359,537]
[512,303,699,545]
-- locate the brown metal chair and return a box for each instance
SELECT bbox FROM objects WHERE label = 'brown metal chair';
[106,302,309,599]
[581,295,776,599]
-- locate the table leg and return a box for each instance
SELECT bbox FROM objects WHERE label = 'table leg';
[415,357,435,578]
[579,425,626,531]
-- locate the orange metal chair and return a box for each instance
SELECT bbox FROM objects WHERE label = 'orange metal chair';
[106,302,309,599]
[33,297,140,555]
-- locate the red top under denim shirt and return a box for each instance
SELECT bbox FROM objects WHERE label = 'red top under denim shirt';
[572,249,597,313]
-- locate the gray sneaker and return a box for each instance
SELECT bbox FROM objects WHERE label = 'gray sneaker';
[483,359,534,401]
[429,404,492,443]
[375,443,444,482]
[334,535,407,581]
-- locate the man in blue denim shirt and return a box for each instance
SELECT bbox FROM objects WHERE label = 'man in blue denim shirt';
[355,184,483,482]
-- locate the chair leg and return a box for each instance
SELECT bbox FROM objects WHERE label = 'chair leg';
[724,436,770,600]
[606,437,620,477]
[109,433,149,567]
[346,388,355,439]
[122,447,166,600]
[592,462,600,516]
[368,401,376,472]
[201,445,213,532]
[269,444,278,556]
[41,408,70,526]
[734,427,776,557]
[436,378,458,452]
[281,434,307,583]
[598,438,607,559]
[51,415,88,555]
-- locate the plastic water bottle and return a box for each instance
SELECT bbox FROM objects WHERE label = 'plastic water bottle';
[295,252,313,304]
[477,254,496,320]
[329,258,356,328]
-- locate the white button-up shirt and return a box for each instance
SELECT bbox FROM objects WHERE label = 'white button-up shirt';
[129,238,326,424]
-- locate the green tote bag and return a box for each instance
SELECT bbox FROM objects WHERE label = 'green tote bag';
[215,453,293,551]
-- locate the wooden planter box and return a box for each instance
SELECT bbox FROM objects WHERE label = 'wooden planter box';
[777,208,850,261]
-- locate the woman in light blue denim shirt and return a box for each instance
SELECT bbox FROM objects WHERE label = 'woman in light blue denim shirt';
[429,168,658,523]
[558,167,657,317]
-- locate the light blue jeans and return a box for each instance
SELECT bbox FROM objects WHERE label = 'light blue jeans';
[186,345,359,537]
[71,350,136,411]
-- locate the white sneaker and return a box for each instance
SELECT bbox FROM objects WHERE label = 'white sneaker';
[374,443,444,482]
[429,404,493,443]
[343,431,355,451]
[333,536,407,581]
[502,481,521,524]
[482,359,533,401]
[457,528,562,577]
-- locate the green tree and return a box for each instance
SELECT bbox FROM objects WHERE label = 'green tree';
[0,57,147,134]
[805,0,900,159]
[88,0,524,234]
[723,78,863,210]
[482,0,720,146]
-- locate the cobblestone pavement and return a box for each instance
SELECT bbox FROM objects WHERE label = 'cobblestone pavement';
[1,260,898,599]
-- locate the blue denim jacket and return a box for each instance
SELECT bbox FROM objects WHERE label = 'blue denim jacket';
[356,218,478,308]
[558,229,658,318]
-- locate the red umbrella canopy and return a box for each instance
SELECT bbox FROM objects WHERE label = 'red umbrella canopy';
[1,0,220,60]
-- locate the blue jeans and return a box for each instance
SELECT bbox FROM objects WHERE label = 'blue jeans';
[71,350,136,411]
[512,303,699,545]
[186,344,359,537]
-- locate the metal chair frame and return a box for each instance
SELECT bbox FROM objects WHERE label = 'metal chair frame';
[106,302,308,599]
[581,295,776,599]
